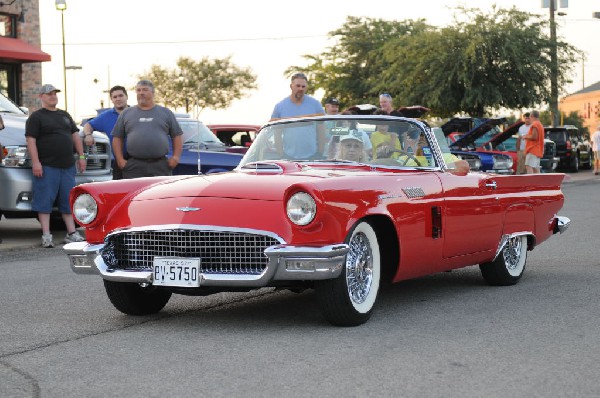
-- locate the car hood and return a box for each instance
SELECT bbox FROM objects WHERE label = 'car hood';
[449,117,506,148]
[482,120,523,147]
[132,162,373,202]
[393,105,430,118]
[0,112,28,146]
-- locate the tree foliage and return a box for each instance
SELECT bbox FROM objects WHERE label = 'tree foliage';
[540,110,589,135]
[288,9,580,117]
[138,56,257,118]
[285,16,432,107]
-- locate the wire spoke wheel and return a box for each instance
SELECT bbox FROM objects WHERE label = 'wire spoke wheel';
[346,232,374,305]
[315,221,381,326]
[480,235,528,286]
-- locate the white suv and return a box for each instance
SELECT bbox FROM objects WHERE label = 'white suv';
[0,92,112,220]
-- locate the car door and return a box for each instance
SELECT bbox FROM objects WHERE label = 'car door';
[437,172,504,258]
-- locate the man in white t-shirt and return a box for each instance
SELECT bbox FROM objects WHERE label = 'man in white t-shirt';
[515,112,531,175]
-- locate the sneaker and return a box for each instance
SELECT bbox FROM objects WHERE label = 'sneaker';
[64,231,85,243]
[42,233,54,248]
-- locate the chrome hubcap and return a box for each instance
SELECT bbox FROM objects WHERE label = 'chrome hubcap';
[503,236,523,271]
[346,232,373,304]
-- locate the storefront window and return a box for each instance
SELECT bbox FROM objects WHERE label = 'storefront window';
[0,13,16,37]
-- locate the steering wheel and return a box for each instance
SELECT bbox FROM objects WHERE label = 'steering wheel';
[395,151,422,166]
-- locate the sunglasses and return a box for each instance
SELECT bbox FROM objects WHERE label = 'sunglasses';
[380,93,392,99]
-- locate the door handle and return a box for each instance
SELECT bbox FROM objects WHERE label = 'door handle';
[485,181,497,189]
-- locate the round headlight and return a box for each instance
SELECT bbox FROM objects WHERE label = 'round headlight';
[286,192,316,226]
[73,193,98,224]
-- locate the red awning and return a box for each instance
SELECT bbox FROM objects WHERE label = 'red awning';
[0,37,51,63]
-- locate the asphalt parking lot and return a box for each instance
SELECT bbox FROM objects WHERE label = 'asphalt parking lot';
[0,169,597,252]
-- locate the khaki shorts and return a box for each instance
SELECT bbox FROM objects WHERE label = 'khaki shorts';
[517,151,526,174]
[525,153,541,169]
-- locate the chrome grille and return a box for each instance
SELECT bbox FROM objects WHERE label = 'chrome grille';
[85,143,109,171]
[101,229,280,275]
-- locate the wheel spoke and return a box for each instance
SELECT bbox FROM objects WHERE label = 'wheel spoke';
[346,232,373,304]
[504,236,523,271]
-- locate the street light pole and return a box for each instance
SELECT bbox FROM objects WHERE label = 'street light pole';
[55,0,68,112]
[549,0,559,127]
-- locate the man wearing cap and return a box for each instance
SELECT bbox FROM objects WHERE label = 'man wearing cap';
[324,97,340,115]
[25,84,87,248]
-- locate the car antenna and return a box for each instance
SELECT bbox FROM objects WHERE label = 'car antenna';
[195,119,202,175]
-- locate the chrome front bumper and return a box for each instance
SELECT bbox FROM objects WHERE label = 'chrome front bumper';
[64,241,348,287]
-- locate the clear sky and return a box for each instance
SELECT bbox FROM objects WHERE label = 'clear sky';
[38,0,600,124]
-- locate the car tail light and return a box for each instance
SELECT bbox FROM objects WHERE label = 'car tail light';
[566,141,571,150]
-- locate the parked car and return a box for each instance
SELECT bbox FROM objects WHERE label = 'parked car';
[172,118,244,175]
[0,92,112,221]
[442,117,514,174]
[65,114,570,326]
[544,125,593,172]
[479,120,559,173]
[206,124,261,154]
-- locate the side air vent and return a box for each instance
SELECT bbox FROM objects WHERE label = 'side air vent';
[402,186,425,199]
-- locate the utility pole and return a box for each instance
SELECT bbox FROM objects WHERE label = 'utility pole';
[549,0,559,127]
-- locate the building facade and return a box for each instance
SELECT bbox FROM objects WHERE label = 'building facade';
[0,0,48,110]
[559,81,600,131]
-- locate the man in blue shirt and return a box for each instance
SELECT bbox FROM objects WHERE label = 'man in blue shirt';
[82,85,128,179]
[270,73,325,158]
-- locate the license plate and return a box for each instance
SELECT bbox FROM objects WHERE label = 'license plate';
[153,257,201,287]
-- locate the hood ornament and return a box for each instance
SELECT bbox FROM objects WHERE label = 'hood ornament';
[176,207,201,212]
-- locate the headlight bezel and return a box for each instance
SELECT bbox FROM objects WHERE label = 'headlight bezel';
[492,154,513,170]
[286,192,317,226]
[73,193,98,225]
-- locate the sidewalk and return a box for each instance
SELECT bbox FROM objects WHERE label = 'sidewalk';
[0,217,82,252]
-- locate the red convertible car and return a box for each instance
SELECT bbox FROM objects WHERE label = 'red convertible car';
[64,115,570,326]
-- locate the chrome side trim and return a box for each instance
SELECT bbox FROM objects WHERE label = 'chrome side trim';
[493,232,532,261]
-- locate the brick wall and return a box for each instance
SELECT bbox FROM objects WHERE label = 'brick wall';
[0,0,44,110]
[560,90,600,132]
[18,0,43,111]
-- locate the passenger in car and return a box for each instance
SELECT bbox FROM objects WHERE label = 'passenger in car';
[337,130,366,162]
[371,122,402,160]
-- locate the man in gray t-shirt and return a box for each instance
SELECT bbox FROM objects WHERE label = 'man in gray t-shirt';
[112,80,183,179]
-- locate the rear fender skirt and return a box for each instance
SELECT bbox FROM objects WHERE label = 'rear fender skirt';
[493,232,534,261]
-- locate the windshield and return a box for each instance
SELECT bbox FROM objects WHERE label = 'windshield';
[546,130,566,143]
[495,137,517,151]
[179,120,224,145]
[0,92,26,114]
[240,116,454,169]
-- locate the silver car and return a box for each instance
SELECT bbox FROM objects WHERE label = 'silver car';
[0,92,112,220]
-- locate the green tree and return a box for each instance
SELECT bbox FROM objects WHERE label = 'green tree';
[386,7,580,117]
[287,8,579,117]
[139,56,257,118]
[285,16,432,107]
[540,110,589,135]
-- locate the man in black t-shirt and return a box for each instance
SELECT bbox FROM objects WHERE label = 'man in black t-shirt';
[25,84,87,248]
